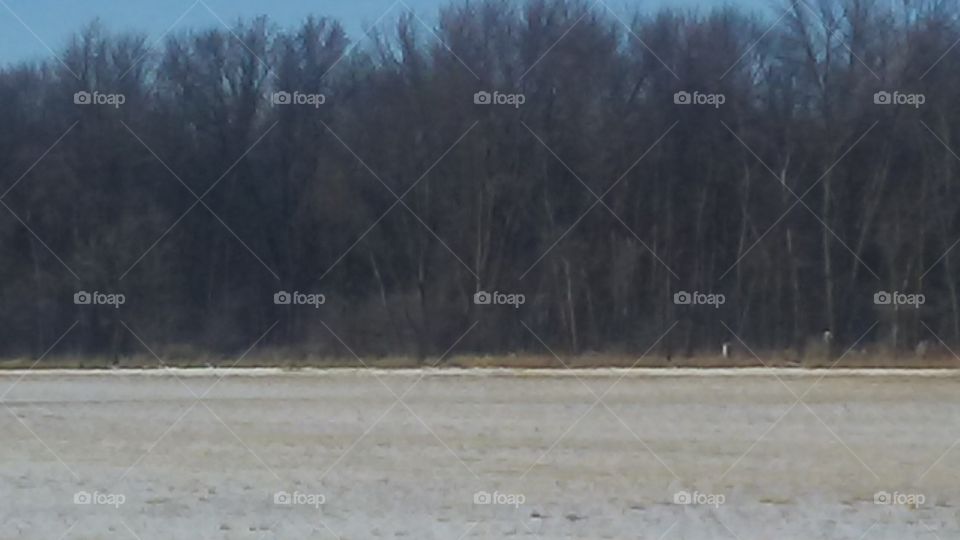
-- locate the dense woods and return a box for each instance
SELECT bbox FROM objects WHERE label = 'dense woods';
[1,0,959,361]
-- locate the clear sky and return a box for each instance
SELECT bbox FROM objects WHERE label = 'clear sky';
[0,0,770,65]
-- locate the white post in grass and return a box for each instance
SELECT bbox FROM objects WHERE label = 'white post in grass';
[822,329,834,361]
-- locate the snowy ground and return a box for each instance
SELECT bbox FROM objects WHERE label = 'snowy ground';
[1,368,959,539]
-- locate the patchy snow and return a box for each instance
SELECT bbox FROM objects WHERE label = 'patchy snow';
[1,370,958,538]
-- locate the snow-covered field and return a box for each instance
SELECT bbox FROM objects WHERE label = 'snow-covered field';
[1,369,959,539]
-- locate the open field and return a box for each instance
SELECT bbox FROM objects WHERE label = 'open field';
[1,351,958,370]
[2,369,960,539]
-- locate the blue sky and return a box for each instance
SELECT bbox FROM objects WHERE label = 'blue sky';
[0,0,769,65]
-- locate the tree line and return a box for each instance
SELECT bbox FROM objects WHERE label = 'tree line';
[0,0,958,361]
